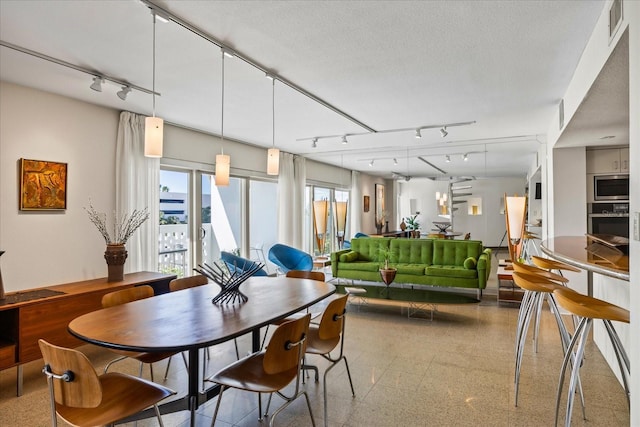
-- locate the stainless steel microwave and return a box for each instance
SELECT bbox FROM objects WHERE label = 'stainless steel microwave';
[594,174,629,201]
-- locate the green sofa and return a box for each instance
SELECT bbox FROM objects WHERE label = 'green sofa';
[331,237,491,297]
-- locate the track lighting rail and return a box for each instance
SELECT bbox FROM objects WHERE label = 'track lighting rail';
[0,40,160,97]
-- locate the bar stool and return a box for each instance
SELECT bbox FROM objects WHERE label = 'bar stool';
[531,255,580,277]
[511,272,584,411]
[520,231,540,261]
[553,288,630,427]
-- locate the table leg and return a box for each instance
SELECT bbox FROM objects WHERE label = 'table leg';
[252,328,261,353]
[188,349,199,426]
[17,365,23,396]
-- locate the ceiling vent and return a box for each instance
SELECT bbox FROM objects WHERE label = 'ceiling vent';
[609,0,623,43]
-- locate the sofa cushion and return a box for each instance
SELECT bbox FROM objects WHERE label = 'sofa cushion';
[394,264,426,276]
[339,251,359,262]
[390,239,433,265]
[426,265,478,279]
[350,238,391,262]
[432,239,483,266]
[464,257,477,269]
[338,261,379,272]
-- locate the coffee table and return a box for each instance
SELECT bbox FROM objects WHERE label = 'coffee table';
[335,283,479,320]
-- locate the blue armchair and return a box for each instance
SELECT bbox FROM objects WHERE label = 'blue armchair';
[267,244,313,274]
[220,251,268,276]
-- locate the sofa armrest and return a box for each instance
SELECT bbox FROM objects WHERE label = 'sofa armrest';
[476,249,492,289]
[331,249,351,276]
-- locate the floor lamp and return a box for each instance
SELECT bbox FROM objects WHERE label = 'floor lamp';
[505,194,527,263]
[333,201,348,249]
[313,200,328,255]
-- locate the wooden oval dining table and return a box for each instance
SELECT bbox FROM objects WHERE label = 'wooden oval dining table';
[68,275,335,426]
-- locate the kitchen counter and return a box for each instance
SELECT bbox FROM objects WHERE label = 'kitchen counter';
[540,236,629,282]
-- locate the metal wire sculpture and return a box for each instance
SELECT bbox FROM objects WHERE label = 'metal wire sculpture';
[194,260,264,305]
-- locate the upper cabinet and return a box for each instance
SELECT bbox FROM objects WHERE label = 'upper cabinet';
[586,147,630,174]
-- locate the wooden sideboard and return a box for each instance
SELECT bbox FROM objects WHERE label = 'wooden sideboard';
[0,271,176,396]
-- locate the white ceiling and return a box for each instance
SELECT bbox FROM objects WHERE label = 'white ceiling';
[0,0,612,179]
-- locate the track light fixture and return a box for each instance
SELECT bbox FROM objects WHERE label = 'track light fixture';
[445,155,451,163]
[341,135,348,144]
[117,86,131,100]
[311,137,318,148]
[463,153,468,161]
[415,129,422,139]
[393,158,398,165]
[90,76,103,92]
[440,127,448,138]
[369,160,374,167]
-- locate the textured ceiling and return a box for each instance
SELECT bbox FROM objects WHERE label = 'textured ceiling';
[0,0,614,179]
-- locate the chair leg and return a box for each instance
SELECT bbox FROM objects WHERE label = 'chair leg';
[103,355,128,373]
[210,385,226,427]
[153,403,165,427]
[163,356,172,380]
[514,290,537,407]
[555,317,588,427]
[269,391,316,427]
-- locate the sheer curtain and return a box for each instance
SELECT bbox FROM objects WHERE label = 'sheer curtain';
[350,171,362,239]
[277,153,306,248]
[115,111,159,273]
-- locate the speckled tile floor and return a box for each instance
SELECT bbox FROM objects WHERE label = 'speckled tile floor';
[0,255,629,426]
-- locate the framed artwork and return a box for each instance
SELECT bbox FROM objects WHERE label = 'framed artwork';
[375,183,385,220]
[363,195,370,212]
[19,158,67,210]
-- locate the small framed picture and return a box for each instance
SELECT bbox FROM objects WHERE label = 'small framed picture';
[363,195,370,212]
[19,158,67,210]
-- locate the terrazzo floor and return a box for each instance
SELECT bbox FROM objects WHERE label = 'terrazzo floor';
[0,252,629,426]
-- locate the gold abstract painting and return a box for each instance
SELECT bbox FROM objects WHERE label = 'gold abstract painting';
[20,158,67,210]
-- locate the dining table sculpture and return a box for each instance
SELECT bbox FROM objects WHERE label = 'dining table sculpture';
[195,260,265,305]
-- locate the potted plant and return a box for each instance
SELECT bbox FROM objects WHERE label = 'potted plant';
[378,246,397,291]
[405,215,421,238]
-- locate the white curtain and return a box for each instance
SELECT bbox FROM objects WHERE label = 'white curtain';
[350,170,362,239]
[277,153,306,248]
[115,111,159,273]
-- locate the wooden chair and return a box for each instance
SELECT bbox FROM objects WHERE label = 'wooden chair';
[530,255,581,277]
[39,339,175,427]
[206,314,315,427]
[168,274,208,291]
[260,271,325,349]
[101,285,187,381]
[303,294,355,426]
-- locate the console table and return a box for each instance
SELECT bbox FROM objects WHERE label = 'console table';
[0,271,175,396]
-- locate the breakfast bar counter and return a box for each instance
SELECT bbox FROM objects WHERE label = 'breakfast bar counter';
[541,236,629,282]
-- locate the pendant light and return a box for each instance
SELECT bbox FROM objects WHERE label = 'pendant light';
[266,77,280,175]
[144,11,163,158]
[215,49,230,186]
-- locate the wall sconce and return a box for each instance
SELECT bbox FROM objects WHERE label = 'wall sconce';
[333,201,348,249]
[505,194,527,262]
[467,197,482,215]
[313,200,328,255]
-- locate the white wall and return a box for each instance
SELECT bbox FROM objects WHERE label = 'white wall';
[0,82,118,291]
[398,177,525,246]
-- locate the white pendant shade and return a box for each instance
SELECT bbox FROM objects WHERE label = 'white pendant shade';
[144,116,164,158]
[215,153,230,186]
[267,148,280,175]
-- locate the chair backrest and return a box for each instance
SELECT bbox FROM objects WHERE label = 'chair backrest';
[39,339,102,408]
[267,244,313,273]
[354,232,369,238]
[101,285,154,308]
[263,314,310,375]
[285,270,325,281]
[318,294,348,341]
[169,274,208,292]
[220,251,268,276]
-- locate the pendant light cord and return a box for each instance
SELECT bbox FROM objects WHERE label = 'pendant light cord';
[272,78,275,148]
[221,51,225,151]
[152,13,156,117]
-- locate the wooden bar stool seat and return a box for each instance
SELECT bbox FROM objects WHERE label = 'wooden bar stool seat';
[512,260,569,283]
[553,288,630,427]
[511,272,582,409]
[531,255,581,276]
